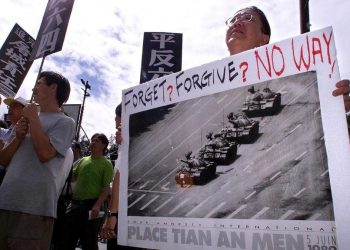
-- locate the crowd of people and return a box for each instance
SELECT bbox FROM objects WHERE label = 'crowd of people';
[0,5,349,250]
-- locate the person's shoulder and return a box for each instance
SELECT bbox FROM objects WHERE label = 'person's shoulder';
[58,112,75,123]
[41,111,73,121]
[102,157,113,167]
[75,156,89,166]
[53,112,76,128]
[101,156,112,163]
[82,156,91,162]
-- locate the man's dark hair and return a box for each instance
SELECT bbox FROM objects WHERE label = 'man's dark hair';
[39,71,70,107]
[91,133,109,154]
[115,103,122,117]
[245,6,271,38]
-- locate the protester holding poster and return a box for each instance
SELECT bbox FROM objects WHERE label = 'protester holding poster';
[226,6,350,109]
[118,5,350,250]
[101,104,143,250]
[100,105,122,246]
[333,80,350,111]
[225,6,270,56]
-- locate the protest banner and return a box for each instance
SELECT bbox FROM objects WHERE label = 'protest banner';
[118,27,350,250]
[139,32,183,84]
[30,0,75,60]
[0,23,35,97]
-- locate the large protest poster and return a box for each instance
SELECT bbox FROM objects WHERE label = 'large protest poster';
[118,27,350,250]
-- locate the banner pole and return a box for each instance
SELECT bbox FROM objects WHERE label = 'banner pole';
[30,55,46,103]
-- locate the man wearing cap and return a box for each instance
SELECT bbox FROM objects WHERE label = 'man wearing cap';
[0,96,28,185]
[0,97,29,143]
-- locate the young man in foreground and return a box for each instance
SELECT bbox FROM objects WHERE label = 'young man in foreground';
[0,71,75,250]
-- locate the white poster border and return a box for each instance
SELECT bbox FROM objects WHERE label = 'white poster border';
[119,27,350,250]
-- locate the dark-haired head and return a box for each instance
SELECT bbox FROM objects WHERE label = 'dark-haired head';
[240,6,271,39]
[38,71,70,107]
[91,133,109,155]
[115,103,122,117]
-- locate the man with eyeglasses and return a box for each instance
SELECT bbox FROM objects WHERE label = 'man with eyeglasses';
[225,6,350,110]
[0,97,29,185]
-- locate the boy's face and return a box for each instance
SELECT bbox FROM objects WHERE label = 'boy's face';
[32,77,56,105]
[90,136,106,154]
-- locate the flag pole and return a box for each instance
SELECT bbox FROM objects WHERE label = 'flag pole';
[30,55,46,103]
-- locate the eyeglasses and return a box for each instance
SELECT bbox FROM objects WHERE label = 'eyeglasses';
[225,13,255,26]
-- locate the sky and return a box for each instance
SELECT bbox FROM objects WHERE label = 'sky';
[1,0,350,140]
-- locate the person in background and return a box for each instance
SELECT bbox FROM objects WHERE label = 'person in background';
[61,133,113,250]
[100,104,142,249]
[0,97,29,185]
[0,97,28,142]
[71,140,82,164]
[225,6,350,110]
[50,147,74,250]
[0,71,75,250]
[100,104,122,249]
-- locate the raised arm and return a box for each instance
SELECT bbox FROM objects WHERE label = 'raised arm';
[0,117,28,166]
[22,104,57,162]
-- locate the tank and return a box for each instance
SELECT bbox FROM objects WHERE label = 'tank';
[202,132,237,165]
[217,112,259,143]
[242,87,281,117]
[175,151,217,186]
